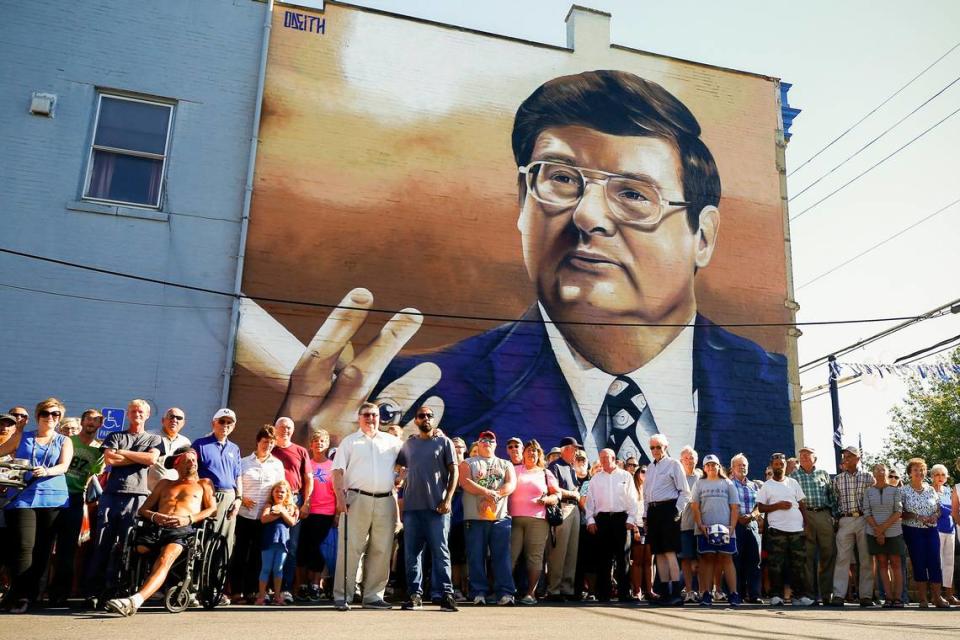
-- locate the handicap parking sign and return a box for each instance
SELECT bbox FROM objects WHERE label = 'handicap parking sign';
[97,408,126,441]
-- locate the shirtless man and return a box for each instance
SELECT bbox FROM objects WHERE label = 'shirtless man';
[105,447,217,616]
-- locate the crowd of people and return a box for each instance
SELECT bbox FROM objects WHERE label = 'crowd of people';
[1,397,960,617]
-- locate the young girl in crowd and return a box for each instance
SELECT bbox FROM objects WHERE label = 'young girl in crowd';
[257,480,299,605]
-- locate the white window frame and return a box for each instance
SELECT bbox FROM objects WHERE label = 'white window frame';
[82,92,175,209]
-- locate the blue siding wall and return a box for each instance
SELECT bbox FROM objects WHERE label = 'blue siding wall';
[0,0,263,438]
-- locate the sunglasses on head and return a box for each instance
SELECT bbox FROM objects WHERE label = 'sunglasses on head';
[39,410,62,418]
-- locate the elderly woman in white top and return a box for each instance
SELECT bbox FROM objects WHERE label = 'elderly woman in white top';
[229,425,284,603]
[930,464,959,604]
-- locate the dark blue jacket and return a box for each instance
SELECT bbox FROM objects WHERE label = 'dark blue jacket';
[373,306,793,467]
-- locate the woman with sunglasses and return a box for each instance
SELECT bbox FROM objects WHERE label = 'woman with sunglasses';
[0,397,73,613]
[508,439,559,604]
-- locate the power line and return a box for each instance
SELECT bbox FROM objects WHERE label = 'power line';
[799,296,960,373]
[789,104,960,222]
[789,75,960,202]
[788,41,960,178]
[0,281,231,310]
[0,245,946,330]
[894,332,960,363]
[795,196,960,290]
[801,335,960,403]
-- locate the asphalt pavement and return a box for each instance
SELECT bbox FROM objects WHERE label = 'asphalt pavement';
[3,601,959,640]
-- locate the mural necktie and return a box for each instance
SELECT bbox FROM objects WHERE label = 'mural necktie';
[603,376,659,465]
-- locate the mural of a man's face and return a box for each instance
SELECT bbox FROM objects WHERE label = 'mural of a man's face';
[517,125,717,325]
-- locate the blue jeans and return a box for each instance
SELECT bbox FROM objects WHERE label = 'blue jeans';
[734,522,761,599]
[260,543,288,582]
[464,518,515,599]
[404,509,452,597]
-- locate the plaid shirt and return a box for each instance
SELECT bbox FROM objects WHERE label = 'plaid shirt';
[832,468,875,515]
[732,476,759,515]
[790,466,834,510]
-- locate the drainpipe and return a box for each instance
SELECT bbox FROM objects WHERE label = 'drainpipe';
[220,0,274,406]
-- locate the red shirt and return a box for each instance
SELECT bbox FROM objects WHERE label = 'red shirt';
[271,443,312,498]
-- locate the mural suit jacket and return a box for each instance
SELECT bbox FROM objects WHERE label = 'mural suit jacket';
[373,306,793,466]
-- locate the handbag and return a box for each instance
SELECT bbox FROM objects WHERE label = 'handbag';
[543,469,565,527]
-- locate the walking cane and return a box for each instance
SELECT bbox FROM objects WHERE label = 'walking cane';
[342,502,348,606]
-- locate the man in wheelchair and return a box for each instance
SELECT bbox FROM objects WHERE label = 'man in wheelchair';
[105,446,217,616]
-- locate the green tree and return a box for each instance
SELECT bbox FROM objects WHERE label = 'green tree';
[881,349,960,474]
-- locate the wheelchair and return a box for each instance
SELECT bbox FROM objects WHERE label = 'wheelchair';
[114,516,230,612]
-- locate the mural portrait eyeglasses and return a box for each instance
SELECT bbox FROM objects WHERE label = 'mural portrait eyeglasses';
[518,160,690,227]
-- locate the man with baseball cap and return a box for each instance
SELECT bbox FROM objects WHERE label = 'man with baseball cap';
[193,407,243,601]
[830,445,875,607]
[505,436,523,465]
[546,436,583,601]
[459,430,516,605]
[790,444,836,604]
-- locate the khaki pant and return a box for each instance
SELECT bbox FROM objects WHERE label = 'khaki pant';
[833,515,873,599]
[546,504,580,595]
[803,509,836,600]
[212,489,238,559]
[333,493,396,604]
[511,516,550,571]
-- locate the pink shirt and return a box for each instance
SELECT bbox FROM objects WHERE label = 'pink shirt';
[509,464,558,519]
[309,458,336,515]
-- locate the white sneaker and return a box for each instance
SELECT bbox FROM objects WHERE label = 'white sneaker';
[770,596,784,606]
[281,591,294,605]
[683,591,699,603]
[472,595,487,606]
[497,595,515,606]
[795,596,815,606]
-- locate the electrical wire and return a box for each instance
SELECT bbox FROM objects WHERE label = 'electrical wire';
[789,104,960,222]
[801,335,960,403]
[0,281,230,310]
[0,245,946,330]
[789,75,960,201]
[798,297,960,373]
[795,196,960,290]
[788,41,960,178]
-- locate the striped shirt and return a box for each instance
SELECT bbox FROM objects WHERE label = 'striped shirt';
[790,466,834,510]
[863,485,902,536]
[731,476,759,515]
[238,453,285,520]
[832,469,874,515]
